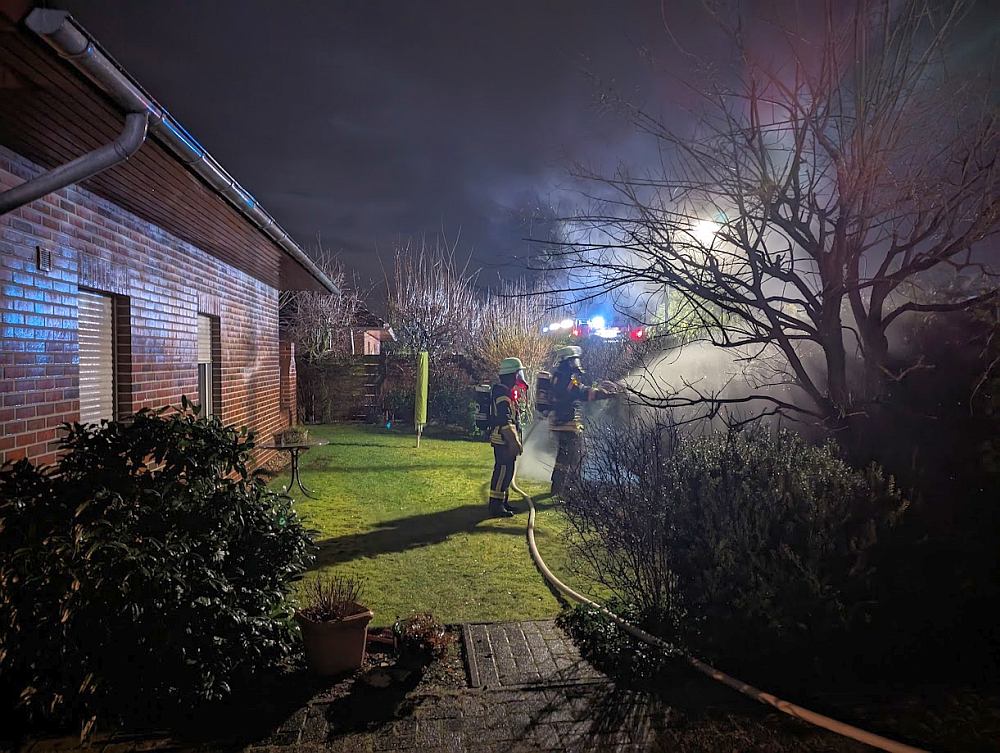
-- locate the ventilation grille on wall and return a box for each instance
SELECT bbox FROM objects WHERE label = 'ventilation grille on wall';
[36,245,52,271]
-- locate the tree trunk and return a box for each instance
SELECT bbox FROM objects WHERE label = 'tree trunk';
[819,299,851,428]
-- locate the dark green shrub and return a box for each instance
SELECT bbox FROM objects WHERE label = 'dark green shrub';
[381,360,476,433]
[556,601,683,686]
[0,401,314,736]
[428,367,476,433]
[666,428,906,670]
[568,419,906,673]
[381,383,415,424]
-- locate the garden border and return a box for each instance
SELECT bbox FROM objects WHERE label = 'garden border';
[511,477,929,753]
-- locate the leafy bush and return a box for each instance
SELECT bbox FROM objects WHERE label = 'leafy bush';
[667,428,906,670]
[381,383,415,424]
[0,402,314,736]
[426,361,477,432]
[567,418,907,673]
[556,601,683,686]
[380,358,477,433]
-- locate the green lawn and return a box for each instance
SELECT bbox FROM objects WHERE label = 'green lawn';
[274,424,585,626]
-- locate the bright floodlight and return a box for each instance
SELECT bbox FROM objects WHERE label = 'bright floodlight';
[549,321,562,330]
[693,219,721,246]
[560,318,573,329]
[589,315,606,330]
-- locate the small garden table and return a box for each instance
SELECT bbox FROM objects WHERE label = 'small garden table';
[261,441,329,498]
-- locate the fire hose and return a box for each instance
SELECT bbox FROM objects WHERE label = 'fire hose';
[507,431,928,753]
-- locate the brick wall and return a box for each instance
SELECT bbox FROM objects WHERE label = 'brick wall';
[0,146,293,466]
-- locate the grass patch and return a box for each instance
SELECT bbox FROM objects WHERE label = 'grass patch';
[272,424,585,626]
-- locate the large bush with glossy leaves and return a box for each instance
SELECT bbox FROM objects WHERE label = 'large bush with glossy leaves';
[0,402,314,736]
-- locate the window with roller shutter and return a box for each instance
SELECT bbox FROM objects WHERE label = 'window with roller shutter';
[78,291,115,424]
[197,314,218,416]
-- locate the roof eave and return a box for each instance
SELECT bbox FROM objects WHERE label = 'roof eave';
[24,8,338,294]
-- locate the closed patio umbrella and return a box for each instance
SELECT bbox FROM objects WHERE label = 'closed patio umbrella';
[414,351,428,447]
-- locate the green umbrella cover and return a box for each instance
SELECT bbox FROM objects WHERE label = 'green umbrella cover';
[414,350,429,446]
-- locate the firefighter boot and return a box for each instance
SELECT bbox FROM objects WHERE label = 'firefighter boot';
[489,498,514,518]
[502,496,518,515]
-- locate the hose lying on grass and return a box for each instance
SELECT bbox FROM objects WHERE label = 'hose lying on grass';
[509,476,928,753]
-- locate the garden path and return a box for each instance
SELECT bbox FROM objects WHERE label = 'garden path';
[17,619,870,753]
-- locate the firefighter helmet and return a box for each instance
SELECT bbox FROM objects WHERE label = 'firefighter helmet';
[554,345,582,363]
[498,357,525,375]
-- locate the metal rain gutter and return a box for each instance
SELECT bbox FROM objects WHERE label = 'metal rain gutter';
[0,110,148,215]
[23,8,338,295]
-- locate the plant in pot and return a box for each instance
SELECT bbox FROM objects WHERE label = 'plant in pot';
[296,575,373,676]
[275,425,310,446]
[392,612,454,669]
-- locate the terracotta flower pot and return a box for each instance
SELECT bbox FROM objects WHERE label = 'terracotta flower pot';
[295,603,374,676]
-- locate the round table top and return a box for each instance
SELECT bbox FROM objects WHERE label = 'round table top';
[260,441,330,451]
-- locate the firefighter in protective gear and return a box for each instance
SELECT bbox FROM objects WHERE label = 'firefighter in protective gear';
[488,357,527,517]
[549,345,616,497]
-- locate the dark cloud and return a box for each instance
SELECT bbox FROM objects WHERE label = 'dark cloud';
[57,0,720,285]
[53,1,996,288]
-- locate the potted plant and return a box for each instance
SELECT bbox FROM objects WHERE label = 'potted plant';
[392,612,454,669]
[275,425,310,446]
[295,575,373,675]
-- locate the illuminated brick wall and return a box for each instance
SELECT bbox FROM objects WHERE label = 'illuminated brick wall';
[279,339,297,427]
[0,146,294,466]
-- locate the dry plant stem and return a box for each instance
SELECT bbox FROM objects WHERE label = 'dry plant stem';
[300,574,365,622]
[470,277,556,410]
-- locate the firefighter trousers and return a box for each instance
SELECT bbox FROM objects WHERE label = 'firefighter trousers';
[489,444,517,504]
[551,431,583,497]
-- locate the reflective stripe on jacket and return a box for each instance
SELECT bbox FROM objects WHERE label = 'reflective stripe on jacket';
[489,383,520,446]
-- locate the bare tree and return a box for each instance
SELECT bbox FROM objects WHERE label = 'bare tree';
[385,237,479,359]
[470,279,555,420]
[279,251,366,363]
[470,278,555,385]
[543,0,999,430]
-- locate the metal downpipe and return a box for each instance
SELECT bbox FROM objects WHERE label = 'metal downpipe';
[0,111,148,216]
[22,8,339,294]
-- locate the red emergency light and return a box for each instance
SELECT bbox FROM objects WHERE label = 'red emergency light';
[628,327,645,341]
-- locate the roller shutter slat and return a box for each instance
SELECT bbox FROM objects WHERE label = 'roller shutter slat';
[78,291,114,424]
[197,314,215,416]
[197,315,212,363]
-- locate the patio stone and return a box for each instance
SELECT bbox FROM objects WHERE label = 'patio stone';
[463,620,607,689]
[11,620,872,753]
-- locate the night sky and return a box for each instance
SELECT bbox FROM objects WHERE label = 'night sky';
[55,1,730,286]
[55,2,995,289]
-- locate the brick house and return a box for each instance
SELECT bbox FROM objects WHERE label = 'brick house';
[349,308,395,356]
[0,5,337,465]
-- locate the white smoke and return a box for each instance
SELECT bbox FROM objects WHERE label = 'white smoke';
[515,420,558,483]
[621,341,810,430]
